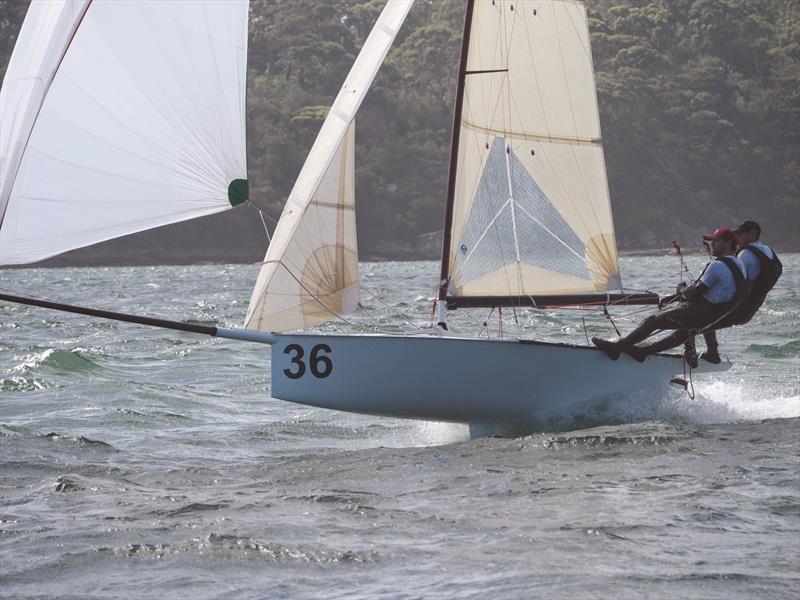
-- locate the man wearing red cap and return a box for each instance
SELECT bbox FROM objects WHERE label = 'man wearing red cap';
[701,220,782,362]
[592,227,749,364]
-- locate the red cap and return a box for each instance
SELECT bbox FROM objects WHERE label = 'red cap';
[703,227,737,244]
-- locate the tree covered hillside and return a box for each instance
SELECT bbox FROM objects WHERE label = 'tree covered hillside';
[0,0,797,265]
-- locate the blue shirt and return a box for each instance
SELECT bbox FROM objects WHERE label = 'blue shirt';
[699,255,747,304]
[737,242,775,282]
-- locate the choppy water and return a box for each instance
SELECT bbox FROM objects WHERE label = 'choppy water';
[1,256,799,599]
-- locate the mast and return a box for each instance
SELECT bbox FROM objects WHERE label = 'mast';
[438,0,476,309]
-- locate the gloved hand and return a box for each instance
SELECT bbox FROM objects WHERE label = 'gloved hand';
[681,284,700,301]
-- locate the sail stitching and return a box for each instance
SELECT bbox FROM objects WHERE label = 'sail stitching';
[561,1,594,65]
[460,120,601,146]
[504,140,522,263]
[551,2,606,235]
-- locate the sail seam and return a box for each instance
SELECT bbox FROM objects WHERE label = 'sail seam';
[461,120,601,146]
[504,141,521,263]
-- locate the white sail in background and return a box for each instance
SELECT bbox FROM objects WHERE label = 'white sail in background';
[446,0,622,300]
[245,0,413,333]
[0,0,249,265]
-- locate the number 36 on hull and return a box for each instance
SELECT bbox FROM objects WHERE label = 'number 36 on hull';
[268,333,731,426]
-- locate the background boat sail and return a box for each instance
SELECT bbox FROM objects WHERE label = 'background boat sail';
[0,0,728,436]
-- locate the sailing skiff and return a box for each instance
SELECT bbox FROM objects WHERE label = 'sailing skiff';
[0,0,729,435]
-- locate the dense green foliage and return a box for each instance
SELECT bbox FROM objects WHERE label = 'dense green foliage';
[589,0,799,249]
[1,0,797,264]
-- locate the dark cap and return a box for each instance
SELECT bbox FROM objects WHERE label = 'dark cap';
[703,227,737,244]
[733,220,761,236]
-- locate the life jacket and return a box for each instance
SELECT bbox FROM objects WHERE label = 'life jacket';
[698,256,751,332]
[717,256,751,310]
[741,244,782,295]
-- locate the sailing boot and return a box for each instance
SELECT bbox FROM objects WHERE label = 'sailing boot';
[592,315,661,361]
[591,337,621,360]
[700,330,721,364]
[624,345,649,363]
[622,329,691,364]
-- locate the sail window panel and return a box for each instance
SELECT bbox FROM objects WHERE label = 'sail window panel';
[518,141,616,240]
[453,137,592,295]
[446,0,622,299]
[0,0,248,265]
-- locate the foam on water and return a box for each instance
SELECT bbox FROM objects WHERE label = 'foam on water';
[693,378,800,420]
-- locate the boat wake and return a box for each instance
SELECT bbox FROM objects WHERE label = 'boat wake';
[402,378,800,441]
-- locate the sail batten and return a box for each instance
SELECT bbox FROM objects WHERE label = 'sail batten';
[442,0,623,306]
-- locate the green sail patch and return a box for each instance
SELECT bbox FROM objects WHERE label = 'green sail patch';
[228,179,249,206]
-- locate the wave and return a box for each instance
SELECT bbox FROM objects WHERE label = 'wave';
[747,339,800,359]
[41,432,115,451]
[8,347,104,375]
[94,533,382,565]
[0,376,50,392]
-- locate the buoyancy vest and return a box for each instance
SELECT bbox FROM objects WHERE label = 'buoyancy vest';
[717,256,751,310]
[742,244,782,295]
[696,257,751,333]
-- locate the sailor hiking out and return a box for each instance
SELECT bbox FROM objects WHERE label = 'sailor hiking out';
[701,220,782,362]
[592,227,749,364]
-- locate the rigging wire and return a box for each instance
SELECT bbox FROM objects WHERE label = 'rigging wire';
[359,285,421,332]
[247,201,278,243]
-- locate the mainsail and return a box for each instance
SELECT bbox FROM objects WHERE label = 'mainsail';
[441,0,624,308]
[245,0,413,333]
[0,0,249,265]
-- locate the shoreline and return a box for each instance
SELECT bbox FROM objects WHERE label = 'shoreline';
[2,246,797,270]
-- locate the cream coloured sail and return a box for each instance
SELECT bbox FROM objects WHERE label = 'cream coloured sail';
[445,0,622,300]
[246,122,358,332]
[245,0,413,332]
[0,0,249,265]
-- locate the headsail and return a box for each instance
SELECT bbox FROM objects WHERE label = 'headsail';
[245,0,413,333]
[246,121,359,333]
[0,0,249,265]
[441,0,623,307]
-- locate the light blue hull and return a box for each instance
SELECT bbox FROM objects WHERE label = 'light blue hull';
[267,333,730,426]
